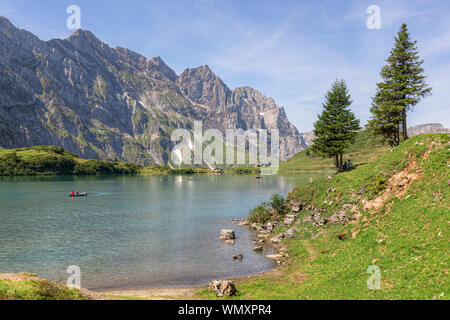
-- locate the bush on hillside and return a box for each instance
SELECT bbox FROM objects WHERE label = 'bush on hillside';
[249,193,288,224]
[249,203,272,224]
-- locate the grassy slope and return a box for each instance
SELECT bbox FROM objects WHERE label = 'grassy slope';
[279,130,390,173]
[0,145,78,162]
[0,274,89,300]
[0,146,214,176]
[204,134,449,300]
[0,146,140,176]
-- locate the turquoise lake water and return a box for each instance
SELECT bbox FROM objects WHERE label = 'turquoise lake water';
[0,174,315,290]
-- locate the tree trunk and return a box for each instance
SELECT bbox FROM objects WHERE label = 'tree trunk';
[339,153,343,172]
[395,126,400,146]
[402,109,408,141]
[334,155,339,171]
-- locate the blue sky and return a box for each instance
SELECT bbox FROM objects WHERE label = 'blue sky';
[1,0,449,131]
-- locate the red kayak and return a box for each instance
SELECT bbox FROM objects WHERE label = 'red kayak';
[69,193,88,197]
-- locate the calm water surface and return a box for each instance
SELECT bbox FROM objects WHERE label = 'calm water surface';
[0,174,316,290]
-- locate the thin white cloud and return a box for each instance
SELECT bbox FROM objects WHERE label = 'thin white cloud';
[204,0,450,131]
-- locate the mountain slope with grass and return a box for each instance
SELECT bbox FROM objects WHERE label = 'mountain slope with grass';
[0,273,105,300]
[205,134,449,300]
[0,145,140,176]
[279,130,390,173]
[0,145,214,176]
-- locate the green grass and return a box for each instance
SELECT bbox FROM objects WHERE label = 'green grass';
[228,166,261,175]
[201,134,449,300]
[0,278,88,300]
[0,146,140,176]
[0,145,216,176]
[279,130,390,173]
[139,165,214,176]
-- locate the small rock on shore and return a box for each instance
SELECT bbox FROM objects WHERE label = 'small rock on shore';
[208,280,236,297]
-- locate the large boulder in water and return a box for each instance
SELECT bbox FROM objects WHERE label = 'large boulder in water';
[219,229,235,241]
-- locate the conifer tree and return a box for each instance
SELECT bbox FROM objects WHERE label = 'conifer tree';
[312,80,360,171]
[369,23,432,144]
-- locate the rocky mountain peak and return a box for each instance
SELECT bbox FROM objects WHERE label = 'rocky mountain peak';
[68,29,100,42]
[232,87,278,113]
[176,65,232,110]
[0,16,18,34]
[112,47,177,83]
[66,29,105,52]
[0,16,41,48]
[149,56,177,82]
[180,64,218,81]
[0,16,13,28]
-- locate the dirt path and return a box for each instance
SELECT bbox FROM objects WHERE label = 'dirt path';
[100,287,202,300]
[99,269,284,300]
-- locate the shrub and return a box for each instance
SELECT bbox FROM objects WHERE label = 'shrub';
[365,174,387,198]
[270,193,288,216]
[249,193,288,224]
[249,203,272,224]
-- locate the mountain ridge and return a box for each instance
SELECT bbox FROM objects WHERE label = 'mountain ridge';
[408,123,449,137]
[0,16,307,165]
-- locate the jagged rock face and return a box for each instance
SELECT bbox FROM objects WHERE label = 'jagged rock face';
[0,16,306,164]
[300,131,315,147]
[408,123,449,137]
[176,65,232,111]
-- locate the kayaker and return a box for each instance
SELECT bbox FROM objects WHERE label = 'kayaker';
[71,191,75,196]
[76,190,79,196]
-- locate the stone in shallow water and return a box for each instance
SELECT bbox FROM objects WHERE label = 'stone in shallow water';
[232,254,243,261]
[253,246,263,253]
[219,229,235,240]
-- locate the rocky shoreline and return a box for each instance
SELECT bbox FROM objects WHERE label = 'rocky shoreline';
[230,217,292,267]
[208,185,364,297]
[99,186,363,299]
[105,162,422,299]
[206,213,300,297]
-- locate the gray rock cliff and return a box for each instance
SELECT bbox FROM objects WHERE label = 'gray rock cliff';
[0,17,306,164]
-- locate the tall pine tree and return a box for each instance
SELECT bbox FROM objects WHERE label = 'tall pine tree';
[312,80,360,172]
[369,23,432,144]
